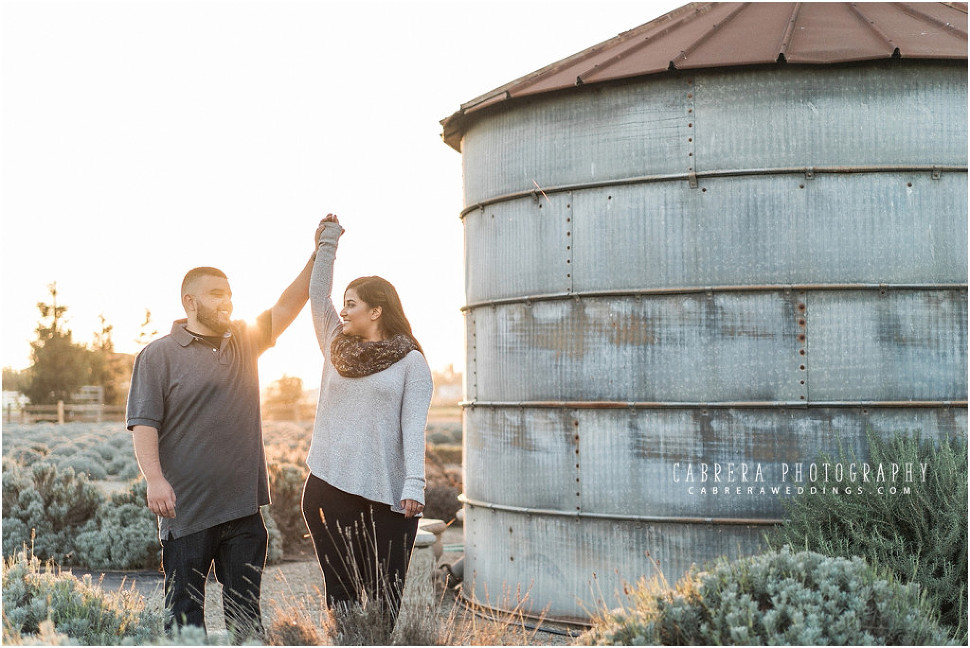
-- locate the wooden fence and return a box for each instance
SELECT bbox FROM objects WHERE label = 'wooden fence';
[7,401,459,425]
[7,402,126,424]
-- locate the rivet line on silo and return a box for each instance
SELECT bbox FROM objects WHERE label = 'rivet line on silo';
[565,195,573,289]
[686,78,698,189]
[797,292,808,403]
[573,417,581,511]
[471,312,478,399]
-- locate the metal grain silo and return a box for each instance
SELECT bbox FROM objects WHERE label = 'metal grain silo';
[440,2,968,621]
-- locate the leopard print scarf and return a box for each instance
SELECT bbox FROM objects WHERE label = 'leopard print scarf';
[330,333,418,378]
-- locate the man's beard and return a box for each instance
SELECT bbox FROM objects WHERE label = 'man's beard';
[196,302,230,335]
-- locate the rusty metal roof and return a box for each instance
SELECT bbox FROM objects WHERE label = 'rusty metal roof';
[441,2,968,150]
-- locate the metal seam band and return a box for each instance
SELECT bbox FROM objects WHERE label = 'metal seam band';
[461,283,969,312]
[459,164,969,218]
[458,494,783,526]
[460,400,968,409]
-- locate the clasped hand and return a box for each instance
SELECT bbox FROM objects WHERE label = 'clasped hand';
[315,213,340,245]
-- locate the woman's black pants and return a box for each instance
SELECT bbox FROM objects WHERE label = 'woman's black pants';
[302,474,419,626]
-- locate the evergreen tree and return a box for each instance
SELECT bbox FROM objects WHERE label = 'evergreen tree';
[2,367,27,392]
[89,314,131,406]
[23,283,91,405]
[265,374,304,406]
[263,375,305,420]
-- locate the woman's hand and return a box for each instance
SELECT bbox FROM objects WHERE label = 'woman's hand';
[401,499,424,518]
[315,213,340,245]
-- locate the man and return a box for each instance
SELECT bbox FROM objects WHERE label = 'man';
[127,233,319,640]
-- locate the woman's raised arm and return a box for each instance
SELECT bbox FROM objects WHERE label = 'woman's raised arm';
[310,214,345,352]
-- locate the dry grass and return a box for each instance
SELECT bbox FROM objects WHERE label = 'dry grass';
[436,592,546,646]
[256,583,550,646]
[262,521,546,646]
[3,549,572,646]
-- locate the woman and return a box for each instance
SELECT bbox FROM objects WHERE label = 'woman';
[302,213,433,629]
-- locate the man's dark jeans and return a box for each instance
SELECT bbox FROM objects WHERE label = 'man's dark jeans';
[161,512,267,641]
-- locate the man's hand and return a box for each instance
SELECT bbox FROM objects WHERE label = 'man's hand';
[315,213,340,244]
[401,499,424,518]
[146,476,177,518]
[132,425,176,519]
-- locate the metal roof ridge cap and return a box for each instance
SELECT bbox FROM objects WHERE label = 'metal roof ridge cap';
[505,41,630,94]
[777,2,803,62]
[671,2,751,67]
[458,6,703,109]
[572,2,720,83]
[458,3,720,106]
[508,35,646,94]
[896,1,969,39]
[941,1,970,13]
[849,3,901,57]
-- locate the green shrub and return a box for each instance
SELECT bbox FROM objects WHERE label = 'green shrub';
[91,441,117,462]
[48,440,82,458]
[428,443,461,466]
[57,453,109,480]
[6,445,50,466]
[582,547,956,646]
[262,421,312,467]
[424,480,461,523]
[74,479,161,570]
[1,461,161,571]
[2,461,104,564]
[427,431,455,446]
[424,450,462,522]
[2,433,307,570]
[262,505,284,565]
[425,421,462,444]
[2,424,139,480]
[106,454,140,480]
[267,461,311,556]
[770,431,968,642]
[96,431,139,479]
[2,619,74,646]
[1,548,166,645]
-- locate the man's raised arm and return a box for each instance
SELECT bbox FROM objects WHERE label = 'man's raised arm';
[270,254,315,339]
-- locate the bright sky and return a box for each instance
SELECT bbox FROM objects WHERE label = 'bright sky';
[2,0,680,389]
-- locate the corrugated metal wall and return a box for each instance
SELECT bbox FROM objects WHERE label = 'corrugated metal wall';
[459,62,968,620]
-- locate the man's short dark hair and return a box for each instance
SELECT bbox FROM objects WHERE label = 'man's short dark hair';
[181,267,228,297]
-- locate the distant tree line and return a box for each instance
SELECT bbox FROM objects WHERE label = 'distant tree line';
[1,283,156,406]
[4,283,465,409]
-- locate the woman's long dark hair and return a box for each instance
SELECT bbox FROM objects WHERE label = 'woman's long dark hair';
[346,276,423,354]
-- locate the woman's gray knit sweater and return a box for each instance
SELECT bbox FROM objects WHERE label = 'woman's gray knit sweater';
[306,223,433,511]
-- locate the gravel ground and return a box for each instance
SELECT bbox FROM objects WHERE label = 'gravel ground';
[73,525,582,645]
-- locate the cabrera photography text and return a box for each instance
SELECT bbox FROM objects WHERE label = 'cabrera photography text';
[672,460,929,496]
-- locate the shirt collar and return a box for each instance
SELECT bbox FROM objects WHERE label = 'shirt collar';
[171,319,233,347]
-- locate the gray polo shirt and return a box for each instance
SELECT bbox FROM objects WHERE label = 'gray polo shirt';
[127,313,275,540]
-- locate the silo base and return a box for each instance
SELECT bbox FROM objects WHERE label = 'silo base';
[461,503,771,621]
